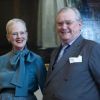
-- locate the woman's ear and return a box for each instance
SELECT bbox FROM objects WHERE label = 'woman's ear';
[26,32,28,41]
[6,34,10,42]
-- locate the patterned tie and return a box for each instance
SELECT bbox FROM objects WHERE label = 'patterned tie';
[57,44,70,62]
[63,44,70,55]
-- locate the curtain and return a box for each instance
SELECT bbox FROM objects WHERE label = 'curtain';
[37,0,81,48]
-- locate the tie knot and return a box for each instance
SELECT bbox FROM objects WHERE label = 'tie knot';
[63,44,70,54]
[56,44,70,63]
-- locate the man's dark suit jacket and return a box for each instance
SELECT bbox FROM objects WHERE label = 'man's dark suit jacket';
[43,35,100,100]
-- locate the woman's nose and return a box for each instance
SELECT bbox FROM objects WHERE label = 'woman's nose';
[17,33,21,37]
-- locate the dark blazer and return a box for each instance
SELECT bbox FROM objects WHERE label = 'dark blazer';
[43,35,100,100]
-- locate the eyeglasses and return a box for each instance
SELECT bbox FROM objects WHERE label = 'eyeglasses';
[11,31,27,35]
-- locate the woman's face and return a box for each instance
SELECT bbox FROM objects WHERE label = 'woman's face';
[7,22,28,50]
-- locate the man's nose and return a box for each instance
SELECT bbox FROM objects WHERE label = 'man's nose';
[62,23,68,29]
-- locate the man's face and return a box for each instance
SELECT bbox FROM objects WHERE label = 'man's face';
[7,22,28,50]
[56,9,82,44]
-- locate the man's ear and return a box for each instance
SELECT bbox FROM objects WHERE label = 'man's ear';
[79,20,82,27]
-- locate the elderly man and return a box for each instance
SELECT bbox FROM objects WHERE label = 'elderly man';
[43,7,100,100]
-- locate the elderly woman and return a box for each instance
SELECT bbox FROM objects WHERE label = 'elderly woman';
[0,18,47,100]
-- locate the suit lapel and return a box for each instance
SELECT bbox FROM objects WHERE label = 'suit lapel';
[46,35,85,85]
[46,47,61,78]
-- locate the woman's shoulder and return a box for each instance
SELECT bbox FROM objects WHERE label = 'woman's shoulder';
[0,51,12,59]
[0,51,12,68]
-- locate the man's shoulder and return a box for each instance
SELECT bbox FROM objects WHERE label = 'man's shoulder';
[82,39,100,54]
[83,39,99,47]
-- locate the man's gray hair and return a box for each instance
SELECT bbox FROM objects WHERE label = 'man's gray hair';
[57,7,82,21]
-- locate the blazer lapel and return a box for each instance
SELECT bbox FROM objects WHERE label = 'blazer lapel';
[46,35,85,85]
[46,47,61,78]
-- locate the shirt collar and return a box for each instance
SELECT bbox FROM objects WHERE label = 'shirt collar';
[61,34,81,47]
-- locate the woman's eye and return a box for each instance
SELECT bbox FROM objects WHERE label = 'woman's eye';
[12,32,18,35]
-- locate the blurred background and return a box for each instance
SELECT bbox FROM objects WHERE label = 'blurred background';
[0,0,100,64]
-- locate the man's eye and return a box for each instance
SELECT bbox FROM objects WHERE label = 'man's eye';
[58,22,63,26]
[65,21,75,25]
[66,22,71,25]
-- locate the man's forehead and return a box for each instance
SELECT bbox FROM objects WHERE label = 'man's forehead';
[56,10,77,21]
